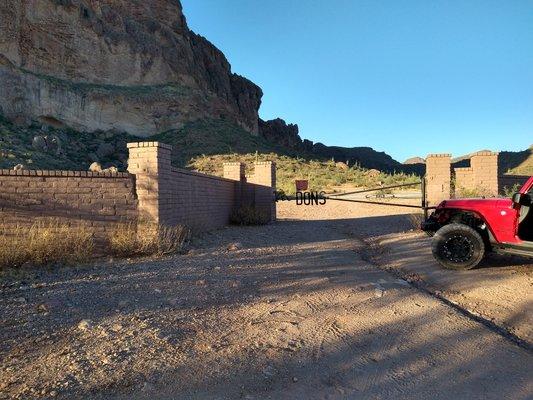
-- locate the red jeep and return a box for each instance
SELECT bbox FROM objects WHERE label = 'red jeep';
[422,176,533,269]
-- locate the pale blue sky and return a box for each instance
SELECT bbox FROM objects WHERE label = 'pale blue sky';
[181,0,533,161]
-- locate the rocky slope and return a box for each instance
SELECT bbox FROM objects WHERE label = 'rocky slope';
[0,0,423,174]
[0,0,261,136]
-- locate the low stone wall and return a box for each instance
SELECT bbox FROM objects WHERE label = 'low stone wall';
[127,142,276,232]
[0,141,277,238]
[0,170,137,236]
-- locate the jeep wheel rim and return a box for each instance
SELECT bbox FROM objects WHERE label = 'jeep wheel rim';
[442,235,474,263]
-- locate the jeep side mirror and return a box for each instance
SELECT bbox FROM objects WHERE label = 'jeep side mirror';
[513,193,532,206]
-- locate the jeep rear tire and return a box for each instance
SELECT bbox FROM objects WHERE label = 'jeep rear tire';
[432,223,485,270]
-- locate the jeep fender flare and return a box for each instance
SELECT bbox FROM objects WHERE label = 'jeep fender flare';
[439,208,496,247]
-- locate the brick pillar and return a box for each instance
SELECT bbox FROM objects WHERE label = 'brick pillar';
[425,154,451,206]
[223,162,245,209]
[471,151,499,196]
[249,161,277,222]
[127,142,172,224]
[251,161,276,188]
[223,162,245,181]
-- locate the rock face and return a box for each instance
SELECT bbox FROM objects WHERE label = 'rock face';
[0,0,262,136]
[258,117,418,172]
[259,118,311,151]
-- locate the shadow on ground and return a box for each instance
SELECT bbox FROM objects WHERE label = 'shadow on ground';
[0,216,531,400]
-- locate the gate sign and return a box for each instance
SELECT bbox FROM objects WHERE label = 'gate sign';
[295,180,308,191]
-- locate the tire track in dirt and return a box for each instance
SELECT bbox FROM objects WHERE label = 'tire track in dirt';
[361,235,533,353]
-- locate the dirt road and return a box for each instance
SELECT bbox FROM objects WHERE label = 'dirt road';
[371,231,533,344]
[1,209,531,399]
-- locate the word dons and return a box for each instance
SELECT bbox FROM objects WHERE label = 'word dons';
[296,191,326,205]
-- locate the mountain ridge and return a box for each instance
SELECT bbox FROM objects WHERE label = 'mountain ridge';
[0,1,529,176]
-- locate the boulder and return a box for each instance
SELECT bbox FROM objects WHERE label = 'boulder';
[45,134,61,155]
[335,162,349,170]
[366,169,381,178]
[89,162,103,172]
[102,166,118,173]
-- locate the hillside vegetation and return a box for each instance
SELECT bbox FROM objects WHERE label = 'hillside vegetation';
[1,113,526,195]
[0,115,135,170]
[499,147,533,175]
[0,117,285,171]
[189,153,420,195]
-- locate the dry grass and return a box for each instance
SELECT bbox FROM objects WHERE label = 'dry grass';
[108,222,189,257]
[455,186,498,198]
[190,153,421,195]
[0,220,94,269]
[0,220,189,270]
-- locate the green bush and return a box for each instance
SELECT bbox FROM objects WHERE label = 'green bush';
[230,207,270,226]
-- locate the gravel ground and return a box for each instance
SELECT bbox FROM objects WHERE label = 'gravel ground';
[0,201,532,399]
[367,231,533,344]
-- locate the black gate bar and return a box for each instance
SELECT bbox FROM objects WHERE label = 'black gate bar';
[278,177,437,214]
[323,196,432,209]
[278,194,436,210]
[328,181,423,197]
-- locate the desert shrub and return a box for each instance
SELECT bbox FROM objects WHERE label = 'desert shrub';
[501,184,522,198]
[108,222,189,257]
[455,186,496,198]
[230,206,270,226]
[189,153,420,196]
[0,220,94,269]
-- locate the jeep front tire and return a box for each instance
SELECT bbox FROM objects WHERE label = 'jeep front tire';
[432,223,485,270]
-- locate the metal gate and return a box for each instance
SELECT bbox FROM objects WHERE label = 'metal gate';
[278,178,435,219]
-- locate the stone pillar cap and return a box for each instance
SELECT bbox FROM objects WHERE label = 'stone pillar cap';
[127,142,172,150]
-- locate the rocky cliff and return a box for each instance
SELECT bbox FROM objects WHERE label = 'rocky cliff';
[258,118,416,172]
[0,0,262,136]
[0,1,427,174]
[259,118,313,152]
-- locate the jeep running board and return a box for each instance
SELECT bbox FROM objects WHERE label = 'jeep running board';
[493,242,533,258]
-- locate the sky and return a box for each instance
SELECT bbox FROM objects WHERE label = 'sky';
[181,0,533,162]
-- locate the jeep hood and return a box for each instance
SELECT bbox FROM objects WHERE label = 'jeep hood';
[437,198,512,209]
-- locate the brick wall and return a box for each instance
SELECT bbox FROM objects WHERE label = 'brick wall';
[425,154,451,206]
[161,167,236,232]
[453,151,499,197]
[454,167,474,195]
[426,150,503,201]
[0,142,276,238]
[128,142,276,232]
[0,170,137,236]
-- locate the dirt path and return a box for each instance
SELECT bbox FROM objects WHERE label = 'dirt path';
[1,219,532,399]
[367,231,533,345]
